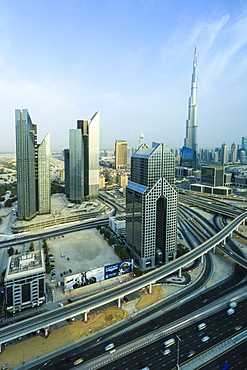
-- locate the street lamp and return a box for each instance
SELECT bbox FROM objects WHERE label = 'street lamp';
[176,335,182,369]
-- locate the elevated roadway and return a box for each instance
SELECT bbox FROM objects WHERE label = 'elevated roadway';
[1,211,247,345]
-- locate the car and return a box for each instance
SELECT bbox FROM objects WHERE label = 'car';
[66,270,69,274]
[61,282,64,286]
[18,336,22,341]
[163,349,171,355]
[234,325,242,331]
[69,269,72,273]
[67,317,75,323]
[67,257,70,261]
[188,350,196,357]
[68,299,73,303]
[64,271,66,275]
[58,302,64,307]
[73,358,83,366]
[202,299,208,303]
[51,264,55,268]
[201,336,210,342]
[60,273,63,277]
[197,331,205,337]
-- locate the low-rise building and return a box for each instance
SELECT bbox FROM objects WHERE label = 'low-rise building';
[109,215,126,236]
[4,250,46,313]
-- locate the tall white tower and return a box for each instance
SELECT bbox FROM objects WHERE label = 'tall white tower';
[184,48,198,168]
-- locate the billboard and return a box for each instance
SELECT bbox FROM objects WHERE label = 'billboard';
[104,260,132,279]
[64,259,132,292]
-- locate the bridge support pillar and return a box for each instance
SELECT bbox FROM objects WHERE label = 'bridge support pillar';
[178,268,182,278]
[149,283,152,294]
[118,298,121,308]
[84,311,90,322]
[212,246,216,254]
[44,327,49,337]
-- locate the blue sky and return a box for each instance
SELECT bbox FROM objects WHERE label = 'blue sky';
[0,0,247,152]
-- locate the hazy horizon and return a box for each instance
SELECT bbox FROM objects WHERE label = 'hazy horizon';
[1,1,247,152]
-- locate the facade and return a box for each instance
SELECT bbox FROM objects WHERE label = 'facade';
[4,250,46,313]
[67,112,100,202]
[242,137,247,155]
[230,142,237,163]
[115,139,128,169]
[182,48,198,170]
[221,142,228,165]
[126,143,178,270]
[15,109,50,220]
[38,133,51,214]
[190,183,232,195]
[109,215,126,236]
[201,166,224,187]
[69,129,84,202]
[64,149,70,196]
[117,173,129,187]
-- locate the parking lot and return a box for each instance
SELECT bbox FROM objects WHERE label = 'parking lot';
[44,228,122,301]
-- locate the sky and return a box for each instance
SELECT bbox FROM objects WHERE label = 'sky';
[0,0,247,152]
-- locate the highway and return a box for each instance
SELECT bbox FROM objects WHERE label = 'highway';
[22,283,247,370]
[1,210,247,344]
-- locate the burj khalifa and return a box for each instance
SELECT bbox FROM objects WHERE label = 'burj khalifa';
[182,48,198,170]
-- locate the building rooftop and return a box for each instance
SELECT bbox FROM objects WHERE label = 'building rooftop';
[5,250,45,280]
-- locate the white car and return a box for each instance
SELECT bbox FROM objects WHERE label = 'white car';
[201,336,210,342]
[58,302,64,307]
[163,349,171,355]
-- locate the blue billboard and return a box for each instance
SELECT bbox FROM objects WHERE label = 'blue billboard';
[104,259,132,279]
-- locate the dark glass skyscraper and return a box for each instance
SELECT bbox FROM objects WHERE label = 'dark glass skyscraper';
[126,142,178,270]
[68,111,100,203]
[15,109,50,220]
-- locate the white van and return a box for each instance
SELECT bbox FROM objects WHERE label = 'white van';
[198,323,206,330]
[105,343,115,351]
[164,338,175,347]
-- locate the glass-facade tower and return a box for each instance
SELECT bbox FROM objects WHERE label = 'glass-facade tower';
[15,109,50,220]
[69,111,100,202]
[38,132,51,213]
[126,142,178,270]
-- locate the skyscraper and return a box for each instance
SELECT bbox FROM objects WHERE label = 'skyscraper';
[126,142,178,270]
[221,142,228,165]
[38,133,51,214]
[182,48,198,170]
[241,137,247,155]
[68,111,100,202]
[15,109,50,220]
[115,139,128,169]
[69,129,84,203]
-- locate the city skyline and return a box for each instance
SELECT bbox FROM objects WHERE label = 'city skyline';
[1,1,247,151]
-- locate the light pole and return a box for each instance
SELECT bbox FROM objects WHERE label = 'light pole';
[176,335,182,369]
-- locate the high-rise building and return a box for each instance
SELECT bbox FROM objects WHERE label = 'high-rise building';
[15,109,50,220]
[68,111,100,202]
[220,142,228,165]
[201,166,224,187]
[64,149,70,196]
[126,142,178,270]
[139,131,144,147]
[181,48,198,170]
[115,139,128,169]
[230,142,237,163]
[241,137,247,155]
[69,129,84,203]
[38,133,51,214]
